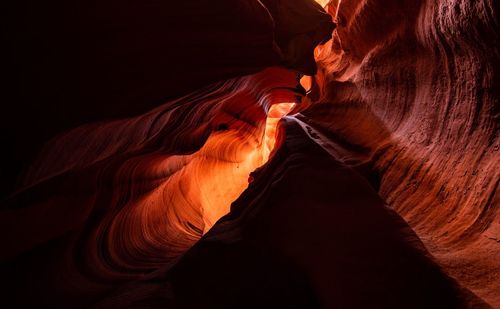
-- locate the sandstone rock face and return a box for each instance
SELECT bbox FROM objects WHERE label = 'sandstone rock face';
[0,67,307,307]
[305,0,499,305]
[2,1,336,305]
[2,0,498,307]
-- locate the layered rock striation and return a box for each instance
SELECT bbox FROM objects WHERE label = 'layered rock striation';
[305,0,499,305]
[1,0,498,307]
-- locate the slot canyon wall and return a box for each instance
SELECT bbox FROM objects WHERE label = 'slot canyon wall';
[1,0,499,307]
[306,0,499,304]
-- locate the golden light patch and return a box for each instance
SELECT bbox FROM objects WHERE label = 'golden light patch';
[314,0,330,7]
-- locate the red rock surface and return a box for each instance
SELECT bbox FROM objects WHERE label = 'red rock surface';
[305,0,499,305]
[1,1,334,306]
[1,0,498,307]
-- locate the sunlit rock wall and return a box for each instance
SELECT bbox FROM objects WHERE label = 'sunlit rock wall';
[306,0,499,305]
[2,0,335,306]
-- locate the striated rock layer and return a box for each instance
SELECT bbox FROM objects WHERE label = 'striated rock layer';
[1,2,334,307]
[0,67,308,307]
[1,0,498,307]
[305,0,499,305]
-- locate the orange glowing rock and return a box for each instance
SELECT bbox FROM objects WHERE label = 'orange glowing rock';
[133,102,296,240]
[314,0,331,7]
[1,67,305,278]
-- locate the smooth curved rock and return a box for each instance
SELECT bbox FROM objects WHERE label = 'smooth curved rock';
[305,0,499,305]
[0,67,309,307]
[1,0,498,307]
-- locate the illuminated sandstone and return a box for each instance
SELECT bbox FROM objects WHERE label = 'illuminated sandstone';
[305,0,499,305]
[1,0,497,307]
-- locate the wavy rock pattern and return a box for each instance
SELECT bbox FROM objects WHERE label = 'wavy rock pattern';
[1,0,499,307]
[1,67,308,307]
[2,1,334,305]
[305,0,499,305]
[1,0,333,198]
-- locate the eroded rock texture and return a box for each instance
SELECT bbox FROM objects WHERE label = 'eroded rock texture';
[1,0,332,198]
[305,0,499,305]
[1,0,498,307]
[0,67,308,307]
[1,1,334,307]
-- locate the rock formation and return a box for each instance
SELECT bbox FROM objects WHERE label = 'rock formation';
[1,0,498,307]
[305,0,499,305]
